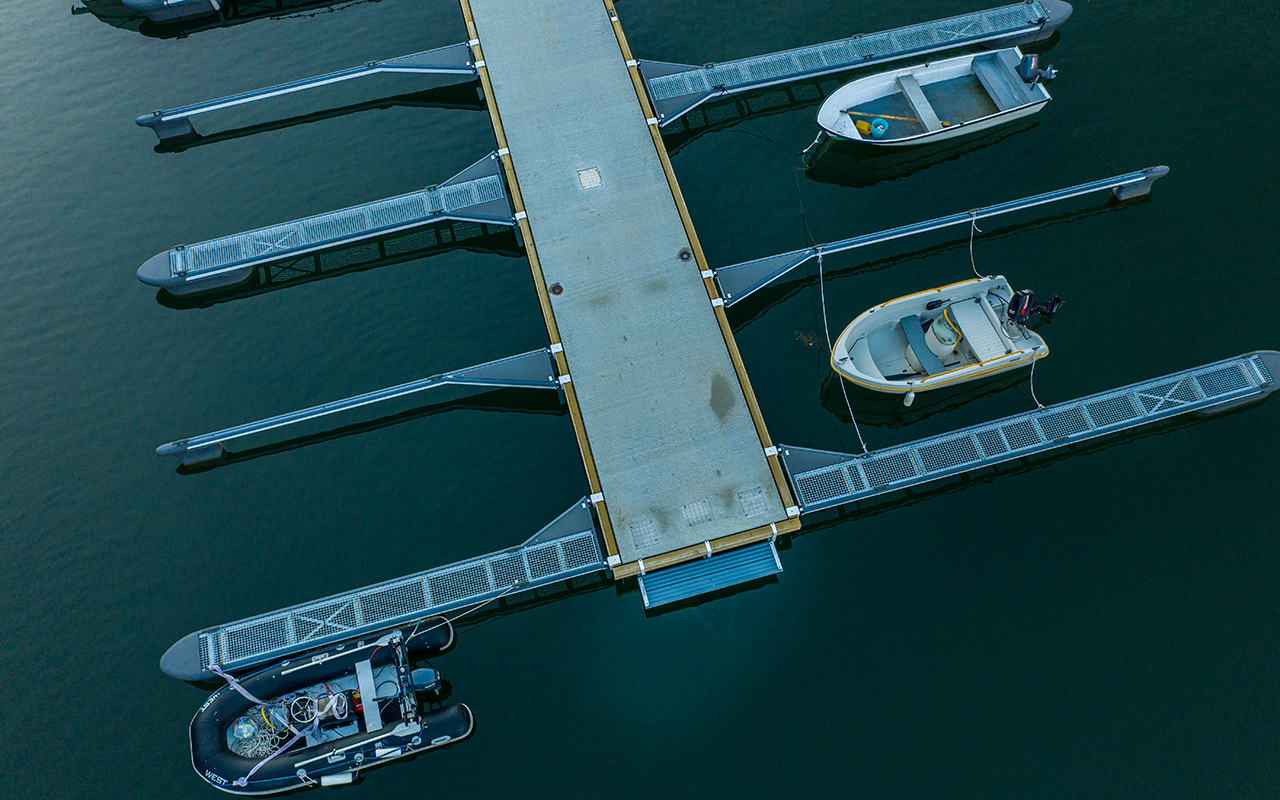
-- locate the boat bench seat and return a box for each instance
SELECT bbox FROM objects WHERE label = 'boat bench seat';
[950,299,1012,362]
[899,315,945,375]
[972,55,1026,112]
[896,74,943,132]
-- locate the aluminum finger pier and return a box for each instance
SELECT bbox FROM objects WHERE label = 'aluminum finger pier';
[782,352,1278,514]
[150,0,1279,676]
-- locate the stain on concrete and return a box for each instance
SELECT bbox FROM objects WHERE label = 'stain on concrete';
[709,372,737,421]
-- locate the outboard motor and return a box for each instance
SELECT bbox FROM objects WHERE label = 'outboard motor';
[1017,54,1057,85]
[1007,289,1063,326]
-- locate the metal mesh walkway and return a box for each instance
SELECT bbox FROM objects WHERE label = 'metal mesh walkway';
[180,501,605,677]
[782,353,1277,514]
[163,154,512,283]
[642,1,1051,124]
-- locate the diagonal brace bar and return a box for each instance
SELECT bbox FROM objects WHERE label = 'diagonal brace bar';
[137,42,477,140]
[156,348,558,462]
[714,166,1170,306]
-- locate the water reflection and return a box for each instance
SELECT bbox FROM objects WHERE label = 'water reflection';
[792,403,1236,536]
[154,85,485,154]
[176,387,565,475]
[803,118,1039,189]
[819,366,1034,430]
[156,220,522,309]
[726,203,1115,329]
[75,0,387,39]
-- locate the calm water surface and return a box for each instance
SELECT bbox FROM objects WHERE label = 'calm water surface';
[2,1,1278,797]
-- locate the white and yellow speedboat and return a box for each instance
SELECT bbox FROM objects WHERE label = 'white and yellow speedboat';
[831,276,1058,405]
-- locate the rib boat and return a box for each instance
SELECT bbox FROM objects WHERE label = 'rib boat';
[831,276,1059,405]
[191,622,472,794]
[816,48,1053,146]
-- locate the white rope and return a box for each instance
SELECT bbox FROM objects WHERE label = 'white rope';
[817,251,869,454]
[1029,349,1046,409]
[969,213,986,279]
[407,579,528,644]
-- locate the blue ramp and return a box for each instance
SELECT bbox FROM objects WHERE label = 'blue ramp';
[638,541,783,609]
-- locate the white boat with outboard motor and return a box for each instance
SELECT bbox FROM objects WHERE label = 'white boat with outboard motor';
[831,276,1061,405]
[816,48,1055,146]
[191,621,471,794]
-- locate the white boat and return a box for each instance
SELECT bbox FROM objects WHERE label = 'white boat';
[816,48,1052,146]
[831,276,1056,403]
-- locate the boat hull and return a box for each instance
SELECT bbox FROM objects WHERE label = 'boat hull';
[816,48,1051,147]
[831,276,1048,395]
[190,625,467,794]
[826,100,1046,147]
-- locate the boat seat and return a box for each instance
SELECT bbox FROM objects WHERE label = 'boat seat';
[896,74,943,132]
[899,315,944,375]
[971,55,1026,112]
[949,299,1011,362]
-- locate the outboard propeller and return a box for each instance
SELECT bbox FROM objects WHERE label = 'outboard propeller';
[1017,54,1057,85]
[1008,289,1063,326]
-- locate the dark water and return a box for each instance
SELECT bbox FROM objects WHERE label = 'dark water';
[3,1,1279,797]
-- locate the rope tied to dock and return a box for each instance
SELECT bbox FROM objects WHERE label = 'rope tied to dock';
[968,213,987,279]
[816,251,869,455]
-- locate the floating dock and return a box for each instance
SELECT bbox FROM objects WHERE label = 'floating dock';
[147,0,1279,676]
[161,500,606,681]
[137,153,513,294]
[782,352,1278,513]
[460,0,801,577]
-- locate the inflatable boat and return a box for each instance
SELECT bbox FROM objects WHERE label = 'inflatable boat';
[831,276,1060,405]
[191,620,472,794]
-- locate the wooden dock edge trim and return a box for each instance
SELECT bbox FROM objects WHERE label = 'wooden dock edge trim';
[612,517,802,580]
[458,0,620,560]
[603,0,799,513]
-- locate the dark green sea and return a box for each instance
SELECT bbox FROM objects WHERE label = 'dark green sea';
[3,0,1278,797]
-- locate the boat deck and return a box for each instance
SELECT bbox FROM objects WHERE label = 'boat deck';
[462,0,799,574]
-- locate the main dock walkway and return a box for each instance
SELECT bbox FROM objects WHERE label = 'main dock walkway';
[461,0,799,576]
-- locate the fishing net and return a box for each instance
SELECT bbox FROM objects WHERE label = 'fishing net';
[229,703,294,759]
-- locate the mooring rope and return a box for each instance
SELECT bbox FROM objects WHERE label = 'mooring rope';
[817,251,869,454]
[968,213,987,279]
[1028,349,1047,410]
[407,579,528,643]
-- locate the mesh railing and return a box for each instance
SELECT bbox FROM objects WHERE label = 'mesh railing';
[170,174,507,278]
[199,528,603,671]
[785,354,1274,513]
[647,2,1047,107]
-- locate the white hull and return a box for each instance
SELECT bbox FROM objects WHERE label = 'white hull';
[816,48,1051,147]
[831,276,1047,394]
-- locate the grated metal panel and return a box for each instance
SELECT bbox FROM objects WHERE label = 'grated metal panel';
[525,542,564,580]
[784,353,1272,514]
[1038,406,1090,441]
[646,2,1048,122]
[427,563,491,606]
[917,434,982,472]
[1084,393,1139,427]
[1002,418,1043,450]
[1253,355,1273,384]
[168,172,510,278]
[795,467,852,505]
[359,579,427,626]
[560,535,602,570]
[863,450,919,487]
[197,527,603,673]
[1196,363,1249,398]
[974,427,1008,458]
